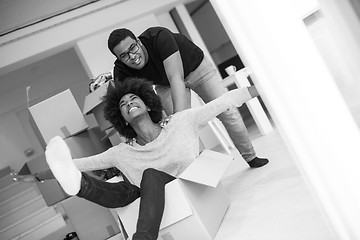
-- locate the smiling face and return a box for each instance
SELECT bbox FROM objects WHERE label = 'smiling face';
[119,93,148,123]
[112,36,147,70]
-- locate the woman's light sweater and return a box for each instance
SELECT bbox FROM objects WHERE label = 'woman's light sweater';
[74,88,253,187]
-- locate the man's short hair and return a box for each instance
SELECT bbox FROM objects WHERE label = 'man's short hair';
[108,28,136,56]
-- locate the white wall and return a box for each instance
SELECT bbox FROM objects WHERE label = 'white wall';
[75,14,160,78]
[156,11,180,33]
[211,0,360,238]
[0,0,189,76]
[0,49,90,170]
[0,112,33,170]
[304,0,360,125]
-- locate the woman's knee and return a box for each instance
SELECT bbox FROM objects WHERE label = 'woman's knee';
[141,168,175,186]
[142,168,163,184]
[142,168,159,178]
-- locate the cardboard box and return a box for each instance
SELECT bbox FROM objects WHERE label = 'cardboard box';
[104,127,127,146]
[106,233,125,240]
[25,128,112,206]
[83,81,113,131]
[25,153,69,206]
[64,127,113,158]
[115,150,233,240]
[61,195,121,240]
[29,89,88,144]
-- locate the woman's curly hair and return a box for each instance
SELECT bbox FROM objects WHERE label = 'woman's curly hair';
[104,77,163,139]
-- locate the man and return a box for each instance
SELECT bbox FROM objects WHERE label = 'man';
[108,26,268,168]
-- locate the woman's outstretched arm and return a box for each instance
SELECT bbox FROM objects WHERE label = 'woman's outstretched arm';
[191,86,260,127]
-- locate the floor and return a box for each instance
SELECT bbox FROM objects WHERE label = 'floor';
[214,128,338,240]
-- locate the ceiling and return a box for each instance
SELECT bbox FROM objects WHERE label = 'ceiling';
[0,0,104,36]
[186,0,208,15]
[0,0,206,37]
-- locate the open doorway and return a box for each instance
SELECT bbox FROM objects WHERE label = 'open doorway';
[185,0,244,78]
[171,0,274,138]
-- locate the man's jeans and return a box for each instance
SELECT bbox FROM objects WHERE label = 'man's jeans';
[77,169,175,240]
[155,56,256,162]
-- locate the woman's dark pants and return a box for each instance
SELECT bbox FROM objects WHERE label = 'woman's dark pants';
[77,168,175,240]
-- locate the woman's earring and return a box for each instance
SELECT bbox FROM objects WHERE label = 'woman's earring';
[125,122,128,126]
[147,109,151,112]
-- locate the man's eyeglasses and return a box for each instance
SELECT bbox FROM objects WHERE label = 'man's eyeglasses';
[119,41,140,62]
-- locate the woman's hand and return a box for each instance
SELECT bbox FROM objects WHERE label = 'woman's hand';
[10,171,37,183]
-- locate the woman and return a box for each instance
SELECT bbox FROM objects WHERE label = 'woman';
[15,77,261,240]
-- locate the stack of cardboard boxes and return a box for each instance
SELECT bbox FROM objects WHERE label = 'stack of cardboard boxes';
[83,81,126,145]
[27,88,119,240]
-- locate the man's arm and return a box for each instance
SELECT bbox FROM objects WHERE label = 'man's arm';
[191,87,259,128]
[163,51,189,113]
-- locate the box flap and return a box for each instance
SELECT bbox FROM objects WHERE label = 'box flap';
[159,180,193,229]
[179,149,233,187]
[83,81,110,114]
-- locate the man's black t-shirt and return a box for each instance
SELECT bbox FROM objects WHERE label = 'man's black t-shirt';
[113,26,204,86]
